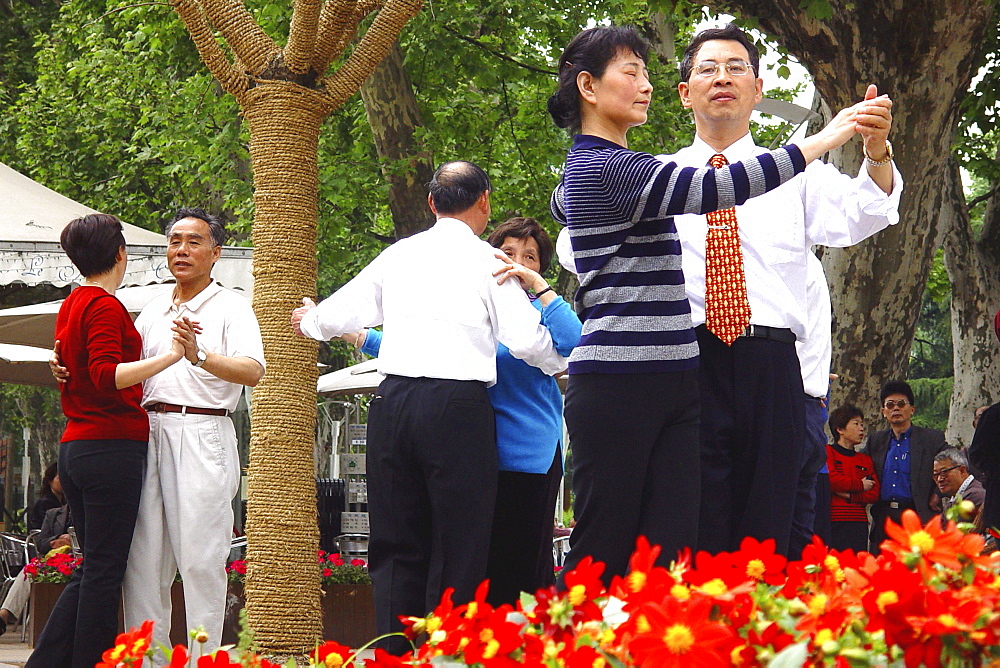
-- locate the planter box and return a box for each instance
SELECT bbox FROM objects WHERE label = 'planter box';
[29,582,187,647]
[224,583,376,649]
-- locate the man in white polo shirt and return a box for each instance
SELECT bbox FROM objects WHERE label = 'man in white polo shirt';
[126,208,264,655]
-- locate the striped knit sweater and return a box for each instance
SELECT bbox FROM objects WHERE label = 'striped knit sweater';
[550,134,807,374]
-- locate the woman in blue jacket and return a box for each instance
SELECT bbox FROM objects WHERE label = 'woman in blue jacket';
[349,217,580,605]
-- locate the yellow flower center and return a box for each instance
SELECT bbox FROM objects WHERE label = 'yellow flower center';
[635,614,651,634]
[808,593,828,617]
[482,637,500,660]
[569,584,587,607]
[466,602,478,618]
[627,570,647,592]
[745,558,766,580]
[730,644,747,665]
[909,530,935,553]
[670,584,691,601]
[937,613,957,628]
[663,623,695,654]
[815,628,833,647]
[429,629,446,644]
[699,578,728,596]
[426,616,442,634]
[823,555,840,571]
[325,654,344,668]
[592,658,607,668]
[876,590,898,613]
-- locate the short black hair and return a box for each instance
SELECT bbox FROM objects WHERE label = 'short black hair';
[880,380,915,405]
[166,207,225,247]
[679,23,760,83]
[60,213,126,278]
[41,461,58,497]
[486,217,555,274]
[427,161,492,215]
[548,25,651,133]
[828,404,864,441]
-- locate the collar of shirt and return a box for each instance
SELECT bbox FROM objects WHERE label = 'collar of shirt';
[150,281,223,318]
[681,132,758,166]
[432,216,477,237]
[571,134,625,152]
[889,426,913,445]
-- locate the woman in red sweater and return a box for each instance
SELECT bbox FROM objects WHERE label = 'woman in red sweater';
[28,214,184,668]
[826,404,880,553]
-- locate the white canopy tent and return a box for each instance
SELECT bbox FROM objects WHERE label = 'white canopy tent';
[0,160,253,291]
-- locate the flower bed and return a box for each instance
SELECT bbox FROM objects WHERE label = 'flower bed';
[101,510,1000,666]
[226,549,371,586]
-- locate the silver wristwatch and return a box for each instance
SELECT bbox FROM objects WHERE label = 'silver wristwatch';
[192,348,207,368]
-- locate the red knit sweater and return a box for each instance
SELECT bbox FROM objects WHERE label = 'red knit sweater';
[827,443,880,523]
[57,286,148,442]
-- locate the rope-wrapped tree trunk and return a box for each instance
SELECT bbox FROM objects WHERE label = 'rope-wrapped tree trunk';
[241,81,333,652]
[171,0,423,657]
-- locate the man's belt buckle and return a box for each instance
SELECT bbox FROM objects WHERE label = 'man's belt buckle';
[889,501,901,509]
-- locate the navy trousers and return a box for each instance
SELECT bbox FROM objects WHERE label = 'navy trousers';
[560,370,700,586]
[366,376,497,655]
[696,326,805,557]
[27,439,146,668]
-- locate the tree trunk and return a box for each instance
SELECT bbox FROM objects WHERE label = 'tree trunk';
[724,0,995,419]
[359,41,435,239]
[943,153,1000,445]
[240,80,333,656]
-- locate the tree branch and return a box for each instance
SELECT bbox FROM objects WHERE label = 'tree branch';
[197,0,280,75]
[320,0,423,108]
[311,0,360,74]
[440,25,556,75]
[285,0,323,74]
[172,0,248,95]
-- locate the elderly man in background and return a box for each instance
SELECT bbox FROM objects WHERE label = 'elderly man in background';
[933,447,985,526]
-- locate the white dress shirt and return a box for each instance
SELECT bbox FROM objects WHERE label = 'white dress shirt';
[137,281,265,411]
[797,253,833,398]
[659,133,903,341]
[299,217,567,385]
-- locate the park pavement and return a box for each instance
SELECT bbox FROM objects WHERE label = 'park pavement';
[0,627,30,667]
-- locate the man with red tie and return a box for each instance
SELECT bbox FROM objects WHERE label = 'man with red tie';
[660,24,900,556]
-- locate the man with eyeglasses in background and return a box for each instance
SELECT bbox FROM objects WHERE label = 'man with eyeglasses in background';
[864,380,946,554]
[931,447,984,528]
[658,23,902,558]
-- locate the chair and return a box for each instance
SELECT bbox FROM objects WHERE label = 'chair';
[552,534,571,569]
[0,533,27,595]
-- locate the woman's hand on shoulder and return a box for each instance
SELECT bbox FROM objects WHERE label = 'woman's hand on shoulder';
[492,252,546,293]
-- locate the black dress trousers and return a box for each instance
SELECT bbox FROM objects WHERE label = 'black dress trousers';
[365,375,497,654]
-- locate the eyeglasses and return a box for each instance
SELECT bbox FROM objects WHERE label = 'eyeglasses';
[883,400,910,409]
[692,60,754,78]
[932,465,961,480]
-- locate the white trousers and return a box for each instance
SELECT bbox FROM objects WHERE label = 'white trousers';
[2,572,28,621]
[123,412,239,659]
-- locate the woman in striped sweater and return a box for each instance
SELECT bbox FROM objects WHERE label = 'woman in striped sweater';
[548,25,864,581]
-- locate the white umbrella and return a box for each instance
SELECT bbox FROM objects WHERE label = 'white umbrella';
[317,358,384,397]
[0,343,58,389]
[0,284,175,350]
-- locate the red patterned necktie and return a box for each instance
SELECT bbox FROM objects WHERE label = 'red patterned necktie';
[704,153,751,345]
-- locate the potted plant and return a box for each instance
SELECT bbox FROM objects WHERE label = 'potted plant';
[25,551,82,645]
[224,549,374,648]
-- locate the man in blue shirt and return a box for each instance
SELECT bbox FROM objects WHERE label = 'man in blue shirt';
[864,380,946,554]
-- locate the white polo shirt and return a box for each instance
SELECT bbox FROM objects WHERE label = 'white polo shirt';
[137,281,265,412]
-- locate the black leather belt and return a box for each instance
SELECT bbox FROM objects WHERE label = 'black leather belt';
[741,325,796,343]
[145,402,229,417]
[888,500,915,510]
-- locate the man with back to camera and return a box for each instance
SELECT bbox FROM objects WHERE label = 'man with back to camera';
[865,379,946,553]
[54,207,265,655]
[291,161,567,653]
[660,23,901,557]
